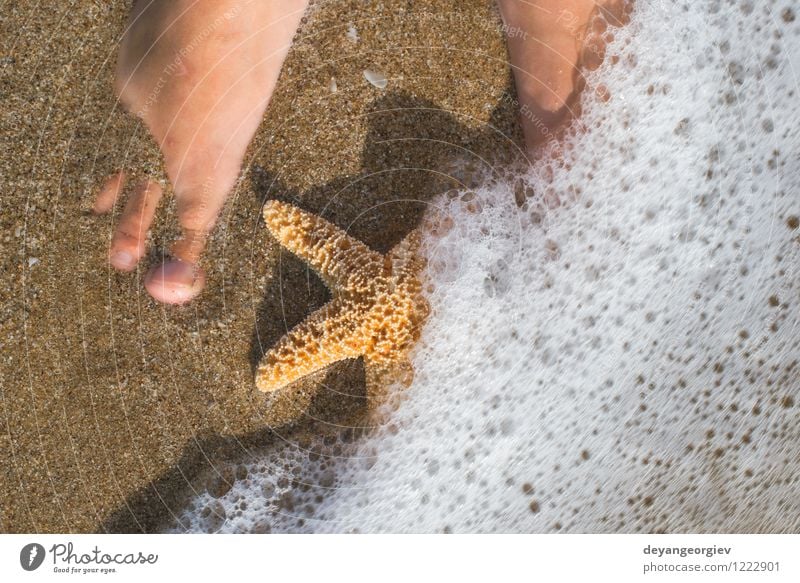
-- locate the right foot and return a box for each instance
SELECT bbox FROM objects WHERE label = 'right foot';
[497,0,631,154]
[94,0,308,304]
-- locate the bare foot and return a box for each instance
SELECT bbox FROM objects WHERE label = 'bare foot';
[497,0,631,153]
[94,0,308,304]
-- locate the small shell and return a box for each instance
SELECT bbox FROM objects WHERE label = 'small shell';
[329,77,337,93]
[346,24,359,42]
[363,69,388,89]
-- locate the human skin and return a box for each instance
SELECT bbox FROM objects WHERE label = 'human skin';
[497,0,628,150]
[94,0,308,304]
[95,0,621,304]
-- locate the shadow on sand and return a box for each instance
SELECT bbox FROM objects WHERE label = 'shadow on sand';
[101,89,524,533]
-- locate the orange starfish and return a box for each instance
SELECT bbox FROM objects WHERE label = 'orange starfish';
[256,200,427,407]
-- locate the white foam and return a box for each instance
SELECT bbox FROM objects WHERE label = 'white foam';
[169,0,800,533]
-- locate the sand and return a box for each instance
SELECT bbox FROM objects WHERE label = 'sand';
[0,0,523,532]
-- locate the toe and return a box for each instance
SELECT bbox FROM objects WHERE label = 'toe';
[94,171,127,215]
[109,179,163,271]
[144,259,206,305]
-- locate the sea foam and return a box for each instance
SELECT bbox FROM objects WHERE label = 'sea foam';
[169,0,800,533]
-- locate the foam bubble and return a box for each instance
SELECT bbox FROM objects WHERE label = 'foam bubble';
[169,0,800,533]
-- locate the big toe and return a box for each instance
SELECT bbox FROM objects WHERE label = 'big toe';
[144,259,206,304]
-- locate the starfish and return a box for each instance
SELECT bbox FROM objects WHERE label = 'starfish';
[256,200,428,408]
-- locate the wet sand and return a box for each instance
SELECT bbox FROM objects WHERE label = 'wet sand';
[0,0,524,532]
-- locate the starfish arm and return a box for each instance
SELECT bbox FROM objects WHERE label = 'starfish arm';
[256,298,367,392]
[383,230,429,350]
[263,200,384,291]
[364,356,415,415]
[387,230,424,283]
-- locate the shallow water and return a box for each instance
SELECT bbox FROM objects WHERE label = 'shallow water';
[169,0,800,533]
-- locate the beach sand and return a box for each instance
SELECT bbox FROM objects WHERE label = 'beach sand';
[0,0,524,532]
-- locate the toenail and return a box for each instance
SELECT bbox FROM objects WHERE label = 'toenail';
[144,260,206,305]
[111,251,136,270]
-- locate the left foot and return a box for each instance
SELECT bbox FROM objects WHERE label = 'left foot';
[497,0,630,153]
[94,0,308,304]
